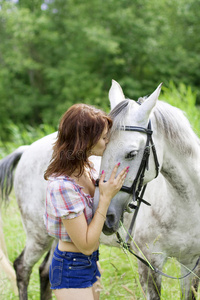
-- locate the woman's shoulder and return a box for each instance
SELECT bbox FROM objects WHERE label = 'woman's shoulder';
[47,175,77,191]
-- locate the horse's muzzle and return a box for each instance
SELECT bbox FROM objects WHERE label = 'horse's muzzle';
[102,223,115,235]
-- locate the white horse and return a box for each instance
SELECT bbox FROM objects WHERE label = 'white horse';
[0,80,200,300]
[93,80,200,299]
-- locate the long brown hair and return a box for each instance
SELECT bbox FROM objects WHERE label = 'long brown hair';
[44,104,112,179]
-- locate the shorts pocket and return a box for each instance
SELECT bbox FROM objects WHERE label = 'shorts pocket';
[70,257,92,270]
[49,255,63,287]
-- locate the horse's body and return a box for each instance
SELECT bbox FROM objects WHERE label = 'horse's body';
[93,81,200,299]
[0,132,120,300]
[1,80,200,300]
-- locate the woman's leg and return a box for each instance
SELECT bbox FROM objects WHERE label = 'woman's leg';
[53,287,94,300]
[92,281,100,300]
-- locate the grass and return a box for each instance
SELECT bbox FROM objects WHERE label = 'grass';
[1,194,200,299]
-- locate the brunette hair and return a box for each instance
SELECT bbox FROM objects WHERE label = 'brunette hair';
[44,104,112,180]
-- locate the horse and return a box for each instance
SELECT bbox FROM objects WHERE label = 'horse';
[93,80,200,299]
[0,131,124,299]
[1,80,199,300]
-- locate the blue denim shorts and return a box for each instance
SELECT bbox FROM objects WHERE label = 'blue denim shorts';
[49,244,101,289]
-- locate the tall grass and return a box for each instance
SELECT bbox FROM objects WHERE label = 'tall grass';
[0,82,200,299]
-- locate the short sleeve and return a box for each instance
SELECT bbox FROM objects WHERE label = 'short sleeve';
[46,179,85,220]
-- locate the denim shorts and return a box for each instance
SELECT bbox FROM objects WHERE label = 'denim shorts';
[49,244,101,289]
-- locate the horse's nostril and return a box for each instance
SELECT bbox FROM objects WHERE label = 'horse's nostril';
[106,213,116,227]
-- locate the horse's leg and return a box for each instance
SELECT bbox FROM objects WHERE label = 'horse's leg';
[14,248,28,300]
[14,236,53,300]
[137,259,163,300]
[39,240,57,300]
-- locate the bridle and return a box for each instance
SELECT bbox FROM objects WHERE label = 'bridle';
[96,119,160,242]
[118,120,160,243]
[120,121,159,208]
[95,116,200,279]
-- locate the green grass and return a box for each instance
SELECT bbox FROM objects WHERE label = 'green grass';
[1,194,200,299]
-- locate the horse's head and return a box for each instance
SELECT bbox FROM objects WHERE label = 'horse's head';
[93,80,163,235]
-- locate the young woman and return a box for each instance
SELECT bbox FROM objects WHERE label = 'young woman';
[44,104,129,300]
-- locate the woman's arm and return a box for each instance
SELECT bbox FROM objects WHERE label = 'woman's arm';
[62,163,128,255]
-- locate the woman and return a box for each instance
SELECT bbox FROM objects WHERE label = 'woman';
[44,104,129,300]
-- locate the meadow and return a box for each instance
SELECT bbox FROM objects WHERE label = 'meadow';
[1,83,200,299]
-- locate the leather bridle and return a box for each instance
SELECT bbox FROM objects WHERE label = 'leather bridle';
[96,120,160,242]
[120,121,159,206]
[95,117,200,279]
[118,120,160,243]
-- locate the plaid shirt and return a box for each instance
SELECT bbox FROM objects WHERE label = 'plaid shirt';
[44,171,97,242]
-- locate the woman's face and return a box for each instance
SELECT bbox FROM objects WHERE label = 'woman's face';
[90,126,109,157]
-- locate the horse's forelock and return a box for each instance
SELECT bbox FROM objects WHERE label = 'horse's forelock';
[109,100,131,132]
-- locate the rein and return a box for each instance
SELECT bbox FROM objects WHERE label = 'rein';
[116,232,200,280]
[95,116,200,280]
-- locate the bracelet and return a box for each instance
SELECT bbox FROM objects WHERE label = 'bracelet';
[96,210,106,221]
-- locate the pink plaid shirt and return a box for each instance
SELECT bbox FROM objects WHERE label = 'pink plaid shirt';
[44,170,98,242]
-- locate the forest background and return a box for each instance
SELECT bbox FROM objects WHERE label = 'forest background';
[0,0,200,153]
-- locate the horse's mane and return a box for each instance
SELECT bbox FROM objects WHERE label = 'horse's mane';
[153,101,200,156]
[109,99,200,157]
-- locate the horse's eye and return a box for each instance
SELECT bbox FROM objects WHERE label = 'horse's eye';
[125,151,137,159]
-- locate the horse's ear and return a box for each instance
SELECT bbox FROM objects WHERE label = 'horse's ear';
[138,83,162,121]
[109,80,125,110]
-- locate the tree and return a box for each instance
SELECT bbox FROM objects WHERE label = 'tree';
[0,0,200,141]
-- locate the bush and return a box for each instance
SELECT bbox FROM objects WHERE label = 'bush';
[161,81,200,136]
[0,123,55,158]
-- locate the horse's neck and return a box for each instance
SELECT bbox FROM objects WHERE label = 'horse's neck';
[161,143,200,200]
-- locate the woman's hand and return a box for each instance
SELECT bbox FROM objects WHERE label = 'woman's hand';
[98,163,129,204]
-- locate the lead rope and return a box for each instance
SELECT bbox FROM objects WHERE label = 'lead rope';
[117,232,200,280]
[117,225,200,280]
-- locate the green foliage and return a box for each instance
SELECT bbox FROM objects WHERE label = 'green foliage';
[161,82,200,136]
[0,0,200,140]
[0,122,55,158]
